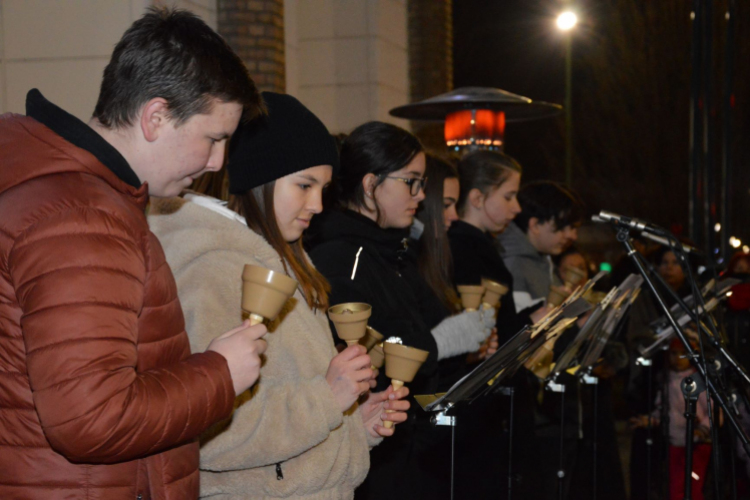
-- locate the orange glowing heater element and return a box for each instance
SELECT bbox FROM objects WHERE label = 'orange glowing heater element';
[444,109,506,148]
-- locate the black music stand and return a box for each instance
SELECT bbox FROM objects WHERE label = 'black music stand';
[539,274,642,500]
[414,291,593,500]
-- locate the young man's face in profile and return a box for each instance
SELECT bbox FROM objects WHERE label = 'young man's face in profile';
[146,100,244,197]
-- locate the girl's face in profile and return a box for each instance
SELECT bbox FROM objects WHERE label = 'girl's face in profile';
[559,253,588,282]
[442,177,460,231]
[273,165,332,242]
[480,170,522,233]
[372,152,427,229]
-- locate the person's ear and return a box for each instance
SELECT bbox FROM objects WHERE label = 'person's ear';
[468,188,485,210]
[527,217,541,235]
[140,98,170,143]
[362,173,378,198]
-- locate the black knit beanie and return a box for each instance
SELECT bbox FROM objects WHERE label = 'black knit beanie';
[227,92,340,193]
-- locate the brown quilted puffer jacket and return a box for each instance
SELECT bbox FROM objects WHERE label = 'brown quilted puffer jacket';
[0,113,236,499]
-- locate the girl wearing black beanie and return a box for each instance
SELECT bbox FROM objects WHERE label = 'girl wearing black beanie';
[149,93,409,499]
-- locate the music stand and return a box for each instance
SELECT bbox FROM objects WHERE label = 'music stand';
[413,290,594,500]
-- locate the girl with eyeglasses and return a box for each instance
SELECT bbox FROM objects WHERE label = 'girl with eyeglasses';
[308,122,494,500]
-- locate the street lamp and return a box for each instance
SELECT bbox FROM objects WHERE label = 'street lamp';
[557,11,578,31]
[557,10,578,186]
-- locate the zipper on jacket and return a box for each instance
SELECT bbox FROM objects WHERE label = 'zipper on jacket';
[275,462,284,480]
[136,495,143,500]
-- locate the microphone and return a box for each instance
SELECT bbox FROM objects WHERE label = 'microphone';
[592,211,702,255]
[596,211,663,234]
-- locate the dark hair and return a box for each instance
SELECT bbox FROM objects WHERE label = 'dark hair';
[553,245,586,267]
[335,121,424,223]
[513,181,585,233]
[728,251,750,275]
[553,245,591,281]
[652,245,676,267]
[456,150,523,216]
[229,184,331,312]
[93,8,263,129]
[417,154,461,312]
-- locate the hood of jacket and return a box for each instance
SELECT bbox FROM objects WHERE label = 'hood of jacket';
[0,93,147,210]
[307,209,411,267]
[148,195,284,276]
[496,221,544,262]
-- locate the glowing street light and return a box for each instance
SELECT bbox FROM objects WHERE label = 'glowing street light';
[556,11,578,31]
[729,236,742,249]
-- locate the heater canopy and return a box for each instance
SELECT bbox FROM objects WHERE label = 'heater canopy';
[389,87,562,123]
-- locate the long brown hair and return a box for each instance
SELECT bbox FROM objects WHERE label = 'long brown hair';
[416,154,461,312]
[229,183,331,311]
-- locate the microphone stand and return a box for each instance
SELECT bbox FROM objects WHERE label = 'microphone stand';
[637,255,750,388]
[615,226,750,457]
[681,375,706,500]
[661,221,723,499]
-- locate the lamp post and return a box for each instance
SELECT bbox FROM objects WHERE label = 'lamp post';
[557,10,578,186]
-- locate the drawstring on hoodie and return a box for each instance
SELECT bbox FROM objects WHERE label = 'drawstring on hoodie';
[350,247,363,280]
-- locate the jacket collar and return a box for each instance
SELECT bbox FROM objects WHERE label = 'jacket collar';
[309,209,410,265]
[25,89,142,189]
[449,219,494,243]
[148,195,292,278]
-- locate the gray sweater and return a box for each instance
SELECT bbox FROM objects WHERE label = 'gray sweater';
[496,222,553,311]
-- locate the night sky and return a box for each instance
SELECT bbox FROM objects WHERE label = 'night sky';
[453,0,572,182]
[453,0,749,261]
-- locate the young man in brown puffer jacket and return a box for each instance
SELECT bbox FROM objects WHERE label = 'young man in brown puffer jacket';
[0,9,268,500]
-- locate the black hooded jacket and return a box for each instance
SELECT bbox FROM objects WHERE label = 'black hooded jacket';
[448,220,536,343]
[308,209,439,395]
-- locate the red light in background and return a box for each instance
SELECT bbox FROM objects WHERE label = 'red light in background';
[444,109,506,148]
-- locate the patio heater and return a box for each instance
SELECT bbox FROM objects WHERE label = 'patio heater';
[389,87,561,154]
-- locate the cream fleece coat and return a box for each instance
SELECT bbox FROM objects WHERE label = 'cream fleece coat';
[148,197,375,500]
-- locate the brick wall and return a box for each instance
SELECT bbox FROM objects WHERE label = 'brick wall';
[217,0,285,93]
[407,0,453,153]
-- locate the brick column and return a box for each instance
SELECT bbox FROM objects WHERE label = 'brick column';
[217,0,285,93]
[407,0,453,152]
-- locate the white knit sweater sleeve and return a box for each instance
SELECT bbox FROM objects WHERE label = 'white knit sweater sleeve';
[430,309,492,360]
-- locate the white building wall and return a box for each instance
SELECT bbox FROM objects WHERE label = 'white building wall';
[0,0,217,121]
[284,0,410,134]
[0,0,409,132]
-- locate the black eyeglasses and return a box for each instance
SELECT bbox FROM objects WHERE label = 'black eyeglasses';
[383,176,427,196]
